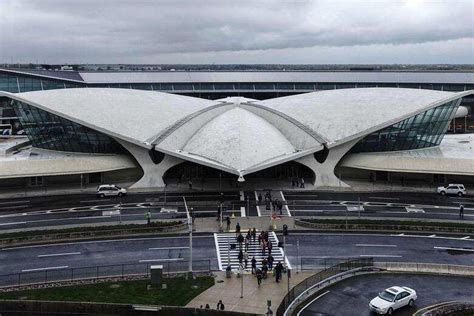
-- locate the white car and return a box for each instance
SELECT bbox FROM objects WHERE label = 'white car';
[437,184,466,197]
[369,286,417,315]
[97,184,127,197]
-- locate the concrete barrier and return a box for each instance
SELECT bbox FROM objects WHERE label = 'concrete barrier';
[374,262,474,276]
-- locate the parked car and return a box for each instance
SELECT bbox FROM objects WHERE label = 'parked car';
[369,286,417,315]
[97,184,127,197]
[437,184,466,196]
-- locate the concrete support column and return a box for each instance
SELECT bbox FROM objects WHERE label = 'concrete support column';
[296,138,360,189]
[116,139,184,189]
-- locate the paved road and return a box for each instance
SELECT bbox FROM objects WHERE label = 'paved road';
[1,232,473,287]
[0,190,472,231]
[299,273,474,316]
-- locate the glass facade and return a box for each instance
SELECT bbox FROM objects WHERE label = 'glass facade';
[350,100,460,153]
[12,100,124,154]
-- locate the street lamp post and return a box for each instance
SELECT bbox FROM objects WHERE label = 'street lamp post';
[183,196,192,279]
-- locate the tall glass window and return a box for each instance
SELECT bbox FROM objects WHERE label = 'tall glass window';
[350,100,460,153]
[12,100,124,154]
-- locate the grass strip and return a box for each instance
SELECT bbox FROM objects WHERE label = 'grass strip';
[0,276,214,306]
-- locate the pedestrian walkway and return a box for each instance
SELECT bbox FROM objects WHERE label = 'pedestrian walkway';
[186,270,315,314]
[214,231,289,271]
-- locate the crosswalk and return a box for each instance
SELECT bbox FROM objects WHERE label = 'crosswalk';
[254,190,291,217]
[214,231,290,271]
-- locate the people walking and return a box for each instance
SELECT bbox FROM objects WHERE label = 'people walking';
[237,233,244,250]
[251,227,257,242]
[460,204,464,218]
[235,222,241,236]
[258,193,263,204]
[300,177,305,188]
[244,251,249,269]
[145,211,151,225]
[268,241,273,256]
[226,216,231,231]
[217,300,225,311]
[238,250,243,265]
[256,268,263,286]
[188,179,193,190]
[245,235,250,252]
[251,256,257,274]
[267,255,274,270]
[275,262,283,283]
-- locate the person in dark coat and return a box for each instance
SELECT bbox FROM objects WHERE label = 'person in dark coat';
[217,300,225,310]
[251,256,257,274]
[275,262,284,283]
[238,250,243,265]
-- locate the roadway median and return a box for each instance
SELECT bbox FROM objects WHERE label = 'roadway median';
[0,220,187,249]
[295,218,474,234]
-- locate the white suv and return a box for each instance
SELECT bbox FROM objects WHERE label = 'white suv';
[437,184,466,197]
[369,286,417,315]
[97,184,127,198]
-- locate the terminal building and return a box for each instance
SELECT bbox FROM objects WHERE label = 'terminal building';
[0,85,472,191]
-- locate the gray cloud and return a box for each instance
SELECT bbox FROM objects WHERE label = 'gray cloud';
[0,0,472,63]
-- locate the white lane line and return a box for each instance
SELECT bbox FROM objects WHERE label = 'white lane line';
[356,244,397,248]
[280,191,291,217]
[359,255,402,258]
[0,205,29,210]
[461,236,470,240]
[239,191,246,217]
[139,258,184,263]
[148,247,188,251]
[80,199,110,203]
[429,234,436,237]
[434,246,474,252]
[1,235,213,251]
[254,191,261,217]
[38,252,81,258]
[22,266,69,272]
[297,291,330,316]
[0,200,30,205]
[79,215,111,219]
[0,221,26,226]
[369,197,400,200]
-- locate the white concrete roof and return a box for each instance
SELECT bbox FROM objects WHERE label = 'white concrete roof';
[0,88,470,176]
[341,134,474,176]
[261,88,472,146]
[78,71,474,84]
[0,148,136,179]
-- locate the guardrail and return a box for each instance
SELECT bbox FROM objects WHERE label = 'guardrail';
[276,258,374,316]
[374,261,474,276]
[0,259,214,289]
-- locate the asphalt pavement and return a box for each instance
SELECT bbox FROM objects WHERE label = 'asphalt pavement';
[299,273,474,316]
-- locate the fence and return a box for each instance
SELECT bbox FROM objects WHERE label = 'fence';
[0,259,214,288]
[276,258,374,316]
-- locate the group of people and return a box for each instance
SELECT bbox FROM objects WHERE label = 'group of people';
[258,191,284,214]
[200,299,225,310]
[291,177,305,188]
[253,257,285,285]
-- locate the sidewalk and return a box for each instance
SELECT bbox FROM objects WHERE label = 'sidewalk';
[187,270,315,314]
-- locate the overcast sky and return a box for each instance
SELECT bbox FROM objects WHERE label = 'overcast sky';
[0,0,473,64]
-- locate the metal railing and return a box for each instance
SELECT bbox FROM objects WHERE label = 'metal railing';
[276,258,374,316]
[0,259,214,289]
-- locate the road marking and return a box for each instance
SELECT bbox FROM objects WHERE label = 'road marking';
[22,266,69,272]
[356,244,397,247]
[406,207,425,213]
[138,258,184,263]
[0,205,29,210]
[359,255,402,258]
[254,191,261,217]
[369,197,400,200]
[80,199,110,203]
[148,247,188,251]
[280,191,291,217]
[1,235,213,251]
[38,252,81,258]
[0,221,26,226]
[297,291,330,316]
[79,216,111,219]
[461,236,470,240]
[429,234,436,237]
[0,200,29,205]
[434,246,474,252]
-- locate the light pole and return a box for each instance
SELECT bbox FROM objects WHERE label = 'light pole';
[183,196,192,279]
